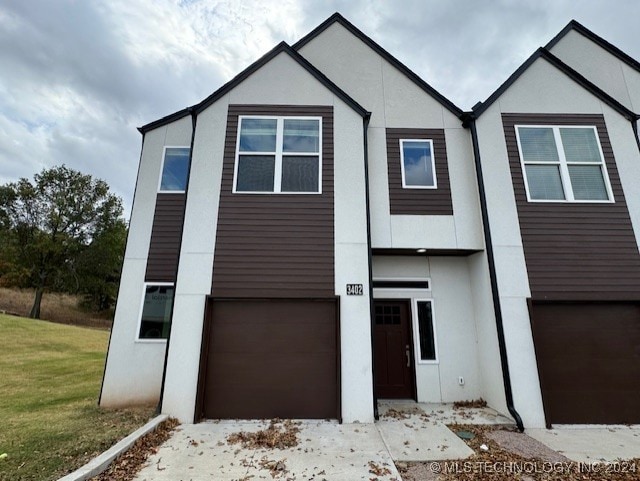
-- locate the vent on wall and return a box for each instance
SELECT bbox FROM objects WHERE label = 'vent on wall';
[372,280,430,289]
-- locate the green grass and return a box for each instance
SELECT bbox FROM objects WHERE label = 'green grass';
[0,314,154,481]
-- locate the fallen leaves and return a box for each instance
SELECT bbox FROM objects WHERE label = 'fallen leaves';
[453,398,487,409]
[90,417,179,481]
[227,419,301,450]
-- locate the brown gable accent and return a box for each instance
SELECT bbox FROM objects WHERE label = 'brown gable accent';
[503,113,640,301]
[211,105,335,298]
[386,128,453,215]
[145,193,187,282]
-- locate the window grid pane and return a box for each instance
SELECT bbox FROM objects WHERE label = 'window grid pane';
[236,155,275,192]
[417,301,436,361]
[560,128,602,163]
[401,140,435,187]
[283,119,320,153]
[568,165,609,200]
[281,156,319,192]
[518,127,559,162]
[239,118,277,152]
[525,164,565,200]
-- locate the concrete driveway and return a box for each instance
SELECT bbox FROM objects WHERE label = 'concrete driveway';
[131,403,513,480]
[527,425,640,463]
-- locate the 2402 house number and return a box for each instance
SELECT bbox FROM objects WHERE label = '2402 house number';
[346,284,363,295]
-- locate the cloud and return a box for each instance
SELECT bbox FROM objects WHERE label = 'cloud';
[0,0,639,215]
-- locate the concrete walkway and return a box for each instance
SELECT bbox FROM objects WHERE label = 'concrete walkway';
[131,403,514,480]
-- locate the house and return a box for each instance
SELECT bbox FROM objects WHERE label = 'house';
[99,14,640,429]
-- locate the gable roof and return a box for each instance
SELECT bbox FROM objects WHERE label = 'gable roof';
[293,12,463,118]
[471,47,639,122]
[138,41,369,133]
[546,20,640,75]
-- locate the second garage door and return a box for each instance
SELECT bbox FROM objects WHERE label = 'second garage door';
[530,302,640,426]
[198,298,339,420]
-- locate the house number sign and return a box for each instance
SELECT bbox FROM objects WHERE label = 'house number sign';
[346,284,364,295]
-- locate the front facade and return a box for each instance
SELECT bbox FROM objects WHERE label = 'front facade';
[100,15,640,428]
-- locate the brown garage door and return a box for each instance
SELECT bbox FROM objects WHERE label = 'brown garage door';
[197,298,339,420]
[531,302,640,425]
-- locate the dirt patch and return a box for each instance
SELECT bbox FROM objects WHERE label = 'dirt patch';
[90,417,180,481]
[453,399,487,409]
[398,424,640,481]
[227,419,301,450]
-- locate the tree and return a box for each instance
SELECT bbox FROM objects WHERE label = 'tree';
[0,165,125,318]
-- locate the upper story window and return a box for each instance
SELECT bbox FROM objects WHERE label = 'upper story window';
[159,147,190,192]
[233,116,322,193]
[399,139,436,189]
[516,126,613,202]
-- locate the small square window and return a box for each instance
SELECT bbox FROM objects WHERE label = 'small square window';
[160,147,190,192]
[516,125,612,203]
[234,116,321,194]
[416,300,436,361]
[400,139,436,188]
[138,284,174,340]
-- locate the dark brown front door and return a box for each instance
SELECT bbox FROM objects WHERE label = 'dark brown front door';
[531,301,640,425]
[374,300,415,399]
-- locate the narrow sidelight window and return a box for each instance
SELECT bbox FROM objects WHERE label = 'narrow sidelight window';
[516,125,612,202]
[400,139,436,188]
[416,300,437,361]
[159,147,190,192]
[138,284,174,340]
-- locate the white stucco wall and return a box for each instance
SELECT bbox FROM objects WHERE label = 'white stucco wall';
[159,51,373,423]
[101,116,192,407]
[298,22,483,251]
[472,55,640,427]
[160,97,229,422]
[372,256,481,404]
[549,29,639,111]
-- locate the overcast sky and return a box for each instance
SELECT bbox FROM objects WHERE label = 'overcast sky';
[1,0,638,215]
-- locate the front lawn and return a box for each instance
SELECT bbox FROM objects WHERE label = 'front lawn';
[0,314,154,481]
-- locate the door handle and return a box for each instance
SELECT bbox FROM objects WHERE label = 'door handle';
[406,345,411,367]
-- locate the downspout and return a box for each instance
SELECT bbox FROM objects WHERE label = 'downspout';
[362,112,378,420]
[157,107,197,414]
[465,113,524,432]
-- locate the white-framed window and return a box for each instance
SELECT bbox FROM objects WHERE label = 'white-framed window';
[159,146,190,193]
[414,299,437,363]
[136,283,174,341]
[515,125,614,202]
[233,116,322,194]
[399,139,437,189]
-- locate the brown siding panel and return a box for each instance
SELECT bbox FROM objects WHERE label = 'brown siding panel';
[212,105,335,298]
[503,113,640,300]
[145,193,186,282]
[386,128,453,215]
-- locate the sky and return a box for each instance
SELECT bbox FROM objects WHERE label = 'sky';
[1,0,639,216]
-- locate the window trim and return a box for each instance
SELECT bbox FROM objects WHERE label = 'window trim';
[135,282,174,343]
[158,146,191,194]
[412,298,438,364]
[399,138,437,189]
[232,115,323,194]
[515,125,614,203]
